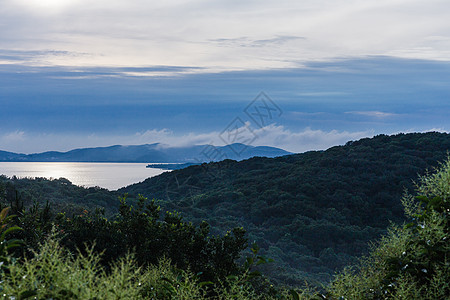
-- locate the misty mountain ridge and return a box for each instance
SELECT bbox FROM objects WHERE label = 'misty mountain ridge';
[0,143,291,163]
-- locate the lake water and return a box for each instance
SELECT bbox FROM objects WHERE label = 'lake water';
[0,162,170,190]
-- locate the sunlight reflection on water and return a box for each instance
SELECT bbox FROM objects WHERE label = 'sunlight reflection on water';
[0,162,169,190]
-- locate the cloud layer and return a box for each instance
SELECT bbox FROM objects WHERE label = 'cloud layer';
[2,0,450,69]
[0,125,375,154]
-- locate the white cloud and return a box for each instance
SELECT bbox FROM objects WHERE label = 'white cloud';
[0,126,375,154]
[423,128,449,133]
[137,124,376,154]
[399,127,450,134]
[12,0,84,14]
[296,92,350,97]
[345,111,399,118]
[2,0,450,69]
[250,124,375,153]
[2,130,26,143]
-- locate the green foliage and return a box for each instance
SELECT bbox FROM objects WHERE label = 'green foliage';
[328,156,450,299]
[0,207,23,272]
[0,195,301,298]
[121,132,450,285]
[1,132,449,288]
[0,235,300,299]
[2,235,168,299]
[0,176,119,217]
[4,192,248,285]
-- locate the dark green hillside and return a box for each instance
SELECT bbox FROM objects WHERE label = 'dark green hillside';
[122,132,450,285]
[0,176,119,216]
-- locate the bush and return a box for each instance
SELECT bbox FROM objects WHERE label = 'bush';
[328,157,450,299]
[0,234,293,299]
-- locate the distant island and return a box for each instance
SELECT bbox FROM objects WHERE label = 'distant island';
[0,143,291,163]
[146,163,200,170]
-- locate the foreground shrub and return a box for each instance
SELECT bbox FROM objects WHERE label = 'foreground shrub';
[0,234,304,299]
[6,193,248,285]
[328,157,450,299]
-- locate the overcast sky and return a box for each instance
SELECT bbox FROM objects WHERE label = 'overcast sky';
[0,0,449,153]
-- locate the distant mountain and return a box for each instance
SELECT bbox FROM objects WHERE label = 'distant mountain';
[0,143,291,163]
[0,150,26,161]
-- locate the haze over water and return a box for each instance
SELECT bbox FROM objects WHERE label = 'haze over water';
[0,162,168,190]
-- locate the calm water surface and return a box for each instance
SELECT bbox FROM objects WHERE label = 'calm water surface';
[0,162,169,190]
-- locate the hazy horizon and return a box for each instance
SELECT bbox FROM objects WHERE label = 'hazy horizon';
[1,130,448,156]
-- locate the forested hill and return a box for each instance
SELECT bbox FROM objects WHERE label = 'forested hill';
[2,132,449,287]
[121,132,450,286]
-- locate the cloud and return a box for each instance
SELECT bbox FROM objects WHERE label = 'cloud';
[250,124,375,153]
[2,130,26,143]
[2,0,450,69]
[2,122,448,155]
[422,128,449,133]
[0,49,94,66]
[345,111,399,118]
[296,92,350,97]
[210,35,305,48]
[0,126,376,155]
[129,124,375,154]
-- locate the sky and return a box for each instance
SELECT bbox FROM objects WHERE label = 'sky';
[0,0,449,154]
